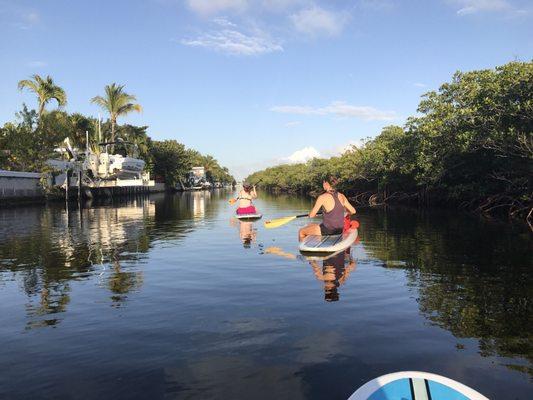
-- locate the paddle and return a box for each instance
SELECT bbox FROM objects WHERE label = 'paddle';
[264,212,322,229]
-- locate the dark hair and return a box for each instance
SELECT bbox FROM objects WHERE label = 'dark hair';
[323,176,338,187]
[243,183,252,193]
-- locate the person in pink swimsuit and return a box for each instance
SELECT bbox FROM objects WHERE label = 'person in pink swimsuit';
[299,176,356,241]
[236,183,258,215]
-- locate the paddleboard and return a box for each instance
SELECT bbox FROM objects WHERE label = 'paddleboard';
[348,371,488,400]
[299,227,358,253]
[298,248,346,261]
[235,213,262,220]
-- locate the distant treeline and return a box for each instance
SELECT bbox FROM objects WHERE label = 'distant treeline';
[0,77,234,186]
[247,61,532,223]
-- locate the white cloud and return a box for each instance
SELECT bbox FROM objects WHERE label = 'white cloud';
[320,140,364,158]
[285,121,301,127]
[232,139,367,178]
[414,82,427,88]
[290,6,348,36]
[337,140,364,154]
[285,146,321,163]
[453,0,511,15]
[271,101,396,121]
[181,24,283,55]
[186,0,248,16]
[213,17,237,27]
[27,61,47,68]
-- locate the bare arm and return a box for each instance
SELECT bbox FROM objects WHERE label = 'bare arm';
[251,186,257,199]
[339,193,356,215]
[309,195,324,218]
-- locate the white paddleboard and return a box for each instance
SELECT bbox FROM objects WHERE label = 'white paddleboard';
[235,213,262,220]
[348,371,488,400]
[299,228,358,253]
[298,248,346,261]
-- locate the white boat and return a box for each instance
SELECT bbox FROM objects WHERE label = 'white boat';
[47,137,149,186]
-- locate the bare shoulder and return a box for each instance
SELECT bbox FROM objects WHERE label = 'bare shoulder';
[316,193,328,202]
[337,192,348,201]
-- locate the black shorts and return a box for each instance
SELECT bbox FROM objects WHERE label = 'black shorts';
[319,224,343,236]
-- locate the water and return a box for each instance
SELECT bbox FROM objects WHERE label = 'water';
[0,191,531,399]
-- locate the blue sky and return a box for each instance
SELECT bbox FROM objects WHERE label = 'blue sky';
[1,0,532,178]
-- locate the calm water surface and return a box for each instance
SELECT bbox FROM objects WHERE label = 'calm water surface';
[0,191,531,399]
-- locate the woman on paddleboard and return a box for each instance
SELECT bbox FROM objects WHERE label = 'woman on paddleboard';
[299,176,356,241]
[236,182,258,215]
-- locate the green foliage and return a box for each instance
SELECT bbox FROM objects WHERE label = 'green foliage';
[91,83,142,142]
[3,76,234,186]
[247,61,532,218]
[149,140,192,186]
[18,74,67,117]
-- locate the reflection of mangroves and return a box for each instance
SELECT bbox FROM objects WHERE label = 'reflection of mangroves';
[359,207,532,374]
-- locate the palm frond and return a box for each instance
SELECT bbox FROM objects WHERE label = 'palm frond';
[17,74,67,115]
[93,83,142,119]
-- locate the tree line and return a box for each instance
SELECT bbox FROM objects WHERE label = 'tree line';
[246,61,532,224]
[0,75,234,187]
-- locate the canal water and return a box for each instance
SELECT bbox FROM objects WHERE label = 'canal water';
[0,191,531,399]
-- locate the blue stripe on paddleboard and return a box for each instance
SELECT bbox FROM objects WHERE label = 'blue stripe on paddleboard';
[368,378,412,400]
[427,381,470,400]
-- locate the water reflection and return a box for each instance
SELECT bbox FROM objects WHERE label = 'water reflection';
[231,219,258,248]
[0,191,229,328]
[307,250,357,302]
[357,207,533,375]
[0,194,531,399]
[265,246,358,302]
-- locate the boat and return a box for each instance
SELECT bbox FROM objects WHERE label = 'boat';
[348,371,488,400]
[85,140,145,180]
[48,137,148,185]
[299,226,358,253]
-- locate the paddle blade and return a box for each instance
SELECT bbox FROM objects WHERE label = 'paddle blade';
[264,216,297,229]
[228,198,237,205]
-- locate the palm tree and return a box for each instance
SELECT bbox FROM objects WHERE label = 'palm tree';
[202,155,217,172]
[18,74,67,118]
[91,83,142,143]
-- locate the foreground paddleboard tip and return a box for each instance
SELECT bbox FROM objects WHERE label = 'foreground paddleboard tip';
[348,371,488,400]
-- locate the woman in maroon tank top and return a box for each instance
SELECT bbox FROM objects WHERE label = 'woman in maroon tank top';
[298,177,356,242]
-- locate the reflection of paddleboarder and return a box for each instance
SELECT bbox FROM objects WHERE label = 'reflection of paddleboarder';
[230,219,257,248]
[309,250,356,302]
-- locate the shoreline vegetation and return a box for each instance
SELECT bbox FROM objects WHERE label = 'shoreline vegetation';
[246,61,532,229]
[1,77,235,189]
